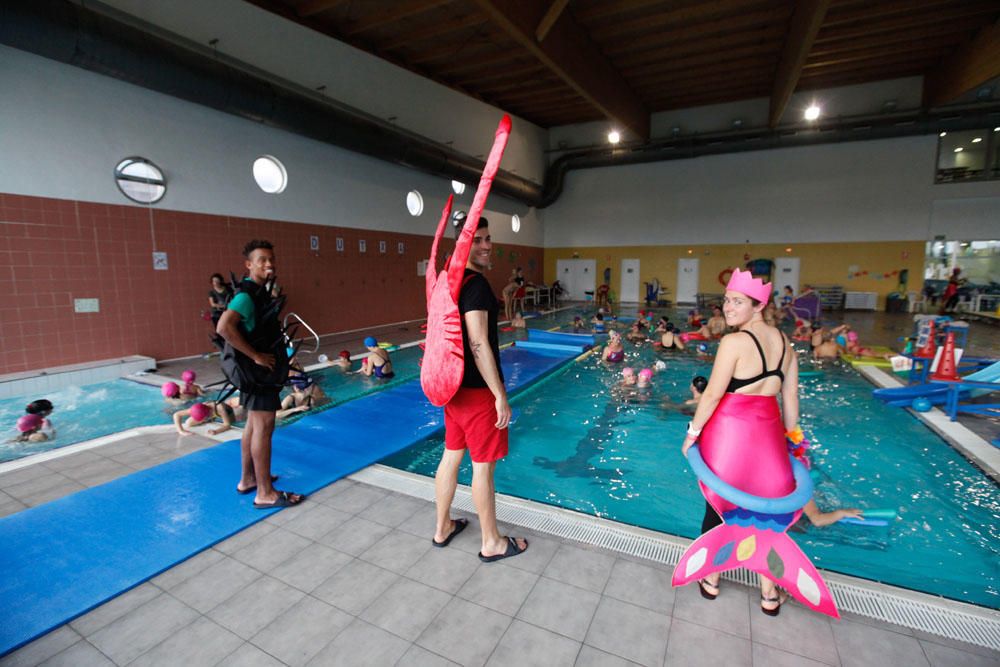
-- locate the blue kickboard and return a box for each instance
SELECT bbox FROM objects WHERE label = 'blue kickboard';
[0,345,576,656]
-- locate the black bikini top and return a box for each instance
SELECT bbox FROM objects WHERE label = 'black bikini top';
[727,330,786,392]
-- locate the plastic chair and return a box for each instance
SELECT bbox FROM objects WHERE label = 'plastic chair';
[907,291,927,313]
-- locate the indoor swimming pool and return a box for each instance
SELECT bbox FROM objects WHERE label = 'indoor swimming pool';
[381,326,1000,609]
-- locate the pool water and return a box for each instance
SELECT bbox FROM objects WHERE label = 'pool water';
[382,311,1000,609]
[0,381,177,463]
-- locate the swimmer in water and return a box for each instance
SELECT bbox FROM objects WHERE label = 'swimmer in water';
[602,330,626,363]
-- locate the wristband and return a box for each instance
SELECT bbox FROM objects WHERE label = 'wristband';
[686,422,702,437]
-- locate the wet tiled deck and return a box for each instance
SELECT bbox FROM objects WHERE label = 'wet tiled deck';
[1,433,997,667]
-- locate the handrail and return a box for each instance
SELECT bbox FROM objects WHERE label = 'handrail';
[282,312,320,354]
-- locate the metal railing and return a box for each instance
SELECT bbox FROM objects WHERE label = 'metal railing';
[282,312,320,354]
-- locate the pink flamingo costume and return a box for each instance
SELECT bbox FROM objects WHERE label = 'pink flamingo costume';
[420,115,511,407]
[671,269,840,618]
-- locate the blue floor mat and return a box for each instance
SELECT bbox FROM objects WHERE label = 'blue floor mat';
[0,345,579,656]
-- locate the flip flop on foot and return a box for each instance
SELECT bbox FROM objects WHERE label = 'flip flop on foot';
[253,490,304,509]
[432,518,469,548]
[698,578,720,600]
[236,475,279,494]
[760,589,789,616]
[478,536,528,563]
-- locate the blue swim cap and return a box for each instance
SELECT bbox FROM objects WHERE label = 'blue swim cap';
[364,336,378,347]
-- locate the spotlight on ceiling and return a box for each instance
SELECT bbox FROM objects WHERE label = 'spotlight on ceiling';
[671,126,681,136]
[939,132,947,137]
[804,104,821,121]
[607,130,621,145]
[732,118,743,129]
[882,99,897,112]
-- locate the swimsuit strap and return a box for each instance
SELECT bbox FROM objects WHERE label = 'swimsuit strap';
[743,330,769,370]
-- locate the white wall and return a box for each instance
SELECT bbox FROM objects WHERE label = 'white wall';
[0,46,542,247]
[541,134,1000,247]
[87,0,548,185]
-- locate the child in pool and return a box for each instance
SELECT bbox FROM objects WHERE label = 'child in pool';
[161,382,186,406]
[25,399,56,439]
[511,311,527,328]
[572,315,587,333]
[12,414,48,443]
[173,401,236,436]
[636,368,653,388]
[179,370,205,398]
[684,375,708,406]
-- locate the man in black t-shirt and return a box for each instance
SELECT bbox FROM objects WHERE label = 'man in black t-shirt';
[432,218,528,562]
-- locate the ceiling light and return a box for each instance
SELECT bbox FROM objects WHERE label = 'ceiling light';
[976,86,993,101]
[671,126,681,136]
[882,100,897,112]
[732,119,743,129]
[607,130,621,144]
[804,105,820,121]
[972,137,982,143]
[994,127,1000,132]
[954,147,963,153]
[939,132,947,137]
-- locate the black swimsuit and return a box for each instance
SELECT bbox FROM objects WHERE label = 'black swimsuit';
[726,330,786,393]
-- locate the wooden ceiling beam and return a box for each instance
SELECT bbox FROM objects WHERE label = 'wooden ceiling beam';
[592,0,783,40]
[801,50,947,80]
[600,6,789,58]
[630,57,779,88]
[610,25,786,70]
[804,34,962,70]
[535,0,570,42]
[924,19,1000,107]
[575,0,682,23]
[472,0,650,140]
[379,13,487,51]
[296,0,348,18]
[768,0,831,127]
[622,42,776,79]
[342,0,454,37]
[799,64,929,92]
[816,3,999,45]
[821,0,957,30]
[810,21,988,61]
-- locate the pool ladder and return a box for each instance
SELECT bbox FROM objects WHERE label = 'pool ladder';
[283,312,321,355]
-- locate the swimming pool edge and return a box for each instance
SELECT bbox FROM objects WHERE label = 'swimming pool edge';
[351,463,1000,652]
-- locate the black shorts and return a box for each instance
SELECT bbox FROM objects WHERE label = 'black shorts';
[240,390,281,413]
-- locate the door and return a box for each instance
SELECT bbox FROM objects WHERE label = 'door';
[773,257,801,296]
[556,259,596,301]
[676,259,699,304]
[620,259,640,303]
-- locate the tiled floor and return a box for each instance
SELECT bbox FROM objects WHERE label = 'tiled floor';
[2,435,998,666]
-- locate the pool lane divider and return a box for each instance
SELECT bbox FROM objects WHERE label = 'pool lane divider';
[0,341,589,657]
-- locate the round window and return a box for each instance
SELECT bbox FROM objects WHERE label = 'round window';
[451,180,466,195]
[114,158,166,204]
[511,214,521,233]
[406,190,424,216]
[253,155,287,194]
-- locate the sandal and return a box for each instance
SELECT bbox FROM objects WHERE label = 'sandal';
[432,518,468,548]
[760,589,789,616]
[253,490,305,509]
[698,578,719,600]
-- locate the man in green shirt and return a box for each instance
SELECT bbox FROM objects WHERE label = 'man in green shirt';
[216,240,304,508]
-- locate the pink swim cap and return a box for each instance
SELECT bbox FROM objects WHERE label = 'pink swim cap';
[189,403,211,422]
[622,367,635,377]
[638,368,654,380]
[181,370,196,383]
[847,331,859,342]
[17,414,42,432]
[161,382,180,398]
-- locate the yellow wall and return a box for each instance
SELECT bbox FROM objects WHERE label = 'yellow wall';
[544,241,926,309]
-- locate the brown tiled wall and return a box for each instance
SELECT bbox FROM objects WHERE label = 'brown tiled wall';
[0,194,542,375]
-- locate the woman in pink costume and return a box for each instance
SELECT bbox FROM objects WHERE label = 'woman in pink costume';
[674,268,838,618]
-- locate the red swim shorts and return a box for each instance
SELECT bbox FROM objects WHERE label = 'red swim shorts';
[444,387,509,463]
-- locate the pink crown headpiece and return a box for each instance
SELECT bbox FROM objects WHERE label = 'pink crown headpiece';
[726,268,772,303]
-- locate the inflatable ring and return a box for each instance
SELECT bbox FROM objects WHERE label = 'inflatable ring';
[718,268,733,287]
[687,444,813,514]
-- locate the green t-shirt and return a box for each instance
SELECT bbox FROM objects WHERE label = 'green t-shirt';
[227,292,256,332]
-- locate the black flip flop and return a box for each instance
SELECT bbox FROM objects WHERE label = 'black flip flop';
[253,490,304,509]
[236,475,279,495]
[432,518,469,548]
[478,536,528,563]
